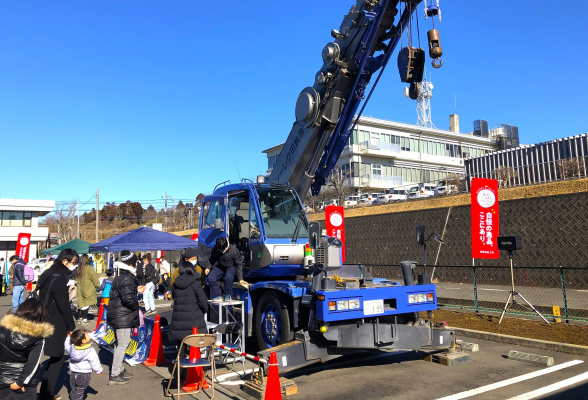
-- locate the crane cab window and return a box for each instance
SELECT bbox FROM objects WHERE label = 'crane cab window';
[256,187,308,239]
[201,200,225,230]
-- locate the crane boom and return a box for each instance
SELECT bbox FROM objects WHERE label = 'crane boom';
[267,0,421,200]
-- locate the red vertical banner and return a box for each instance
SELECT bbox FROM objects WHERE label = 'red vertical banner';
[325,205,345,262]
[16,233,32,262]
[471,178,500,259]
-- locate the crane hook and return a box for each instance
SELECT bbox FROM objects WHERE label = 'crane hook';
[431,58,443,69]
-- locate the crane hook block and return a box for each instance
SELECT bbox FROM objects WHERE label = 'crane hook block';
[427,29,443,69]
[409,82,419,100]
[397,47,425,84]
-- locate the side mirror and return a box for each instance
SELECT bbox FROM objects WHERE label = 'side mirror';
[416,225,425,246]
[213,218,224,231]
[308,222,320,249]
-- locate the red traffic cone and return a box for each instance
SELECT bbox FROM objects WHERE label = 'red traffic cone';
[181,327,211,391]
[264,352,282,400]
[94,299,105,331]
[143,314,168,367]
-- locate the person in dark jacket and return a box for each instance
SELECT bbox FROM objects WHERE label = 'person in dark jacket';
[203,237,248,301]
[0,298,54,400]
[38,249,78,400]
[136,254,157,315]
[9,256,27,312]
[169,248,208,358]
[106,250,145,385]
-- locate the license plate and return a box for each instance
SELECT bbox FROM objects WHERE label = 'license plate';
[363,300,384,316]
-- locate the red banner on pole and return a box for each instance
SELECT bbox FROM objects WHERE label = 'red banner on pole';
[16,233,32,262]
[471,178,500,259]
[325,205,345,263]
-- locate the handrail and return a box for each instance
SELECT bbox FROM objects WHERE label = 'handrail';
[213,180,231,192]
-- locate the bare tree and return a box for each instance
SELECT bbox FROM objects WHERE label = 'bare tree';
[558,157,586,180]
[328,165,353,206]
[492,166,517,188]
[46,201,78,242]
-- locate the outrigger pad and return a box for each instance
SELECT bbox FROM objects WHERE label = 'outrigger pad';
[397,47,425,84]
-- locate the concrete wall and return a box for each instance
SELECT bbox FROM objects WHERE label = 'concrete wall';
[309,178,588,268]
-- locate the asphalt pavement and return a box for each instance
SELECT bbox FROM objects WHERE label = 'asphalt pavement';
[1,291,588,399]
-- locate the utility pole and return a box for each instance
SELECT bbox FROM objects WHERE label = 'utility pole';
[96,189,99,243]
[76,200,79,239]
[162,193,169,232]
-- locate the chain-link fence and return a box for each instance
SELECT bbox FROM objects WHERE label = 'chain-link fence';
[360,264,588,322]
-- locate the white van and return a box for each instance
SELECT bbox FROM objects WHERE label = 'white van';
[377,189,408,203]
[358,193,377,205]
[344,195,360,208]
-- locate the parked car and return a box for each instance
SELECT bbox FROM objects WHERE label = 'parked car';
[408,185,435,199]
[378,189,408,203]
[436,180,457,195]
[320,199,339,209]
[424,185,441,196]
[344,195,360,208]
[358,193,377,205]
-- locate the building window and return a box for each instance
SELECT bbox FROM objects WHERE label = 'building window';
[1,212,30,227]
[351,162,359,177]
[359,130,370,144]
[372,164,382,175]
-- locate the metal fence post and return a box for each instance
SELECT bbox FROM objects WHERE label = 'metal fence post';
[473,266,479,311]
[559,266,569,320]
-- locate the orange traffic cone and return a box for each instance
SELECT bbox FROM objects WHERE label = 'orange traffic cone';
[143,314,168,367]
[181,328,210,391]
[94,299,105,331]
[264,352,282,400]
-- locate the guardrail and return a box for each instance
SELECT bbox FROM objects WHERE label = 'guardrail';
[350,264,588,322]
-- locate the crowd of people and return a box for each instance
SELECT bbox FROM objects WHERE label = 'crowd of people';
[0,236,246,399]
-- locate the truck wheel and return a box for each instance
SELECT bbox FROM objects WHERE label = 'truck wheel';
[255,291,294,350]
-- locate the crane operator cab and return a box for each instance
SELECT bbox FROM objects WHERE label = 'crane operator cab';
[198,180,310,280]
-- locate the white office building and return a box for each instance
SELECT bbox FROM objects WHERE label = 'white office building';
[263,116,498,192]
[0,199,55,261]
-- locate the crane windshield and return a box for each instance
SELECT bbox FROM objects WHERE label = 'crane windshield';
[256,187,308,239]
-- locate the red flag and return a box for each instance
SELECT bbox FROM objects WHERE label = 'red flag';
[16,233,32,262]
[471,178,500,259]
[325,205,345,262]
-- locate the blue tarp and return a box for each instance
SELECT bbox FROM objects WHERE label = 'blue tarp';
[89,227,197,252]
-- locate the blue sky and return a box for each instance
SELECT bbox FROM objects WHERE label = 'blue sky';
[1,1,586,211]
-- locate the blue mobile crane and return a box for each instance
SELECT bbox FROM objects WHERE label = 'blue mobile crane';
[198,0,451,372]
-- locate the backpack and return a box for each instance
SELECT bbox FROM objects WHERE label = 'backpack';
[24,265,35,282]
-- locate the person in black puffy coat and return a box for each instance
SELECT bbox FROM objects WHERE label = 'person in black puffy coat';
[169,252,208,359]
[0,298,54,400]
[106,250,145,385]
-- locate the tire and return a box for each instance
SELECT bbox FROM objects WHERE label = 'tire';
[255,291,294,350]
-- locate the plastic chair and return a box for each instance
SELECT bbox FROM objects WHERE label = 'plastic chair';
[212,322,244,375]
[165,333,216,400]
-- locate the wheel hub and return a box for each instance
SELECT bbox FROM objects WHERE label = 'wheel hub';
[264,312,277,340]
